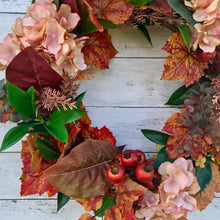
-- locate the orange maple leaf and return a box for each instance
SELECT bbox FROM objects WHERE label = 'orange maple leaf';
[82,30,118,69]
[79,213,97,220]
[166,133,210,160]
[194,163,220,210]
[20,135,58,197]
[83,0,134,31]
[76,196,103,212]
[104,175,146,220]
[162,109,188,136]
[161,33,208,87]
[163,110,210,160]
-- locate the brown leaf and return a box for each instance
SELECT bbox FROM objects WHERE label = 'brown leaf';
[194,163,220,210]
[44,139,121,198]
[6,46,63,91]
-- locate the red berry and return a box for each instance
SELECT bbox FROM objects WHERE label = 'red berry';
[135,150,146,164]
[112,154,123,165]
[145,172,161,189]
[121,150,139,167]
[106,164,125,183]
[135,162,154,183]
[197,49,216,62]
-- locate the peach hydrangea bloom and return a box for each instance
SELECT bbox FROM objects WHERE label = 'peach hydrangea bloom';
[184,0,220,52]
[135,158,200,220]
[0,0,87,77]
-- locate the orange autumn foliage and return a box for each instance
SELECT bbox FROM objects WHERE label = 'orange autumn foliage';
[163,110,210,160]
[83,0,134,31]
[82,30,118,69]
[20,134,58,197]
[161,33,208,87]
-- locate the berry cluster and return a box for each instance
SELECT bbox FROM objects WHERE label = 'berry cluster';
[106,150,161,189]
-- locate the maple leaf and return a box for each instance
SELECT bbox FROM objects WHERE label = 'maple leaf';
[76,196,103,212]
[194,163,220,210]
[79,213,97,220]
[20,135,58,197]
[163,110,210,160]
[104,175,146,220]
[90,126,116,145]
[161,33,208,87]
[162,109,188,136]
[166,133,210,160]
[83,0,135,31]
[82,30,118,69]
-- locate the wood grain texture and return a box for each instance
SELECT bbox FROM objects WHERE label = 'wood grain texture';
[0,0,219,219]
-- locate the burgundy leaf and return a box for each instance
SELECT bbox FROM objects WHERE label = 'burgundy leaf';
[44,139,121,198]
[6,46,63,91]
[60,0,79,14]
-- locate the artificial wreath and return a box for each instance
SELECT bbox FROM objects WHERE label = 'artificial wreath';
[0,0,220,219]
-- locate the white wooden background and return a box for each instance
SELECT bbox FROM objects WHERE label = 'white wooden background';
[0,1,219,219]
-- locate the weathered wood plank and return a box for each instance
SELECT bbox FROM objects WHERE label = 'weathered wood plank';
[0,198,219,220]
[0,107,180,152]
[0,0,31,13]
[0,199,102,220]
[79,59,183,107]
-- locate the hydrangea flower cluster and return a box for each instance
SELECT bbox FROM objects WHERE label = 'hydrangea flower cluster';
[185,0,220,52]
[0,0,87,76]
[135,158,200,219]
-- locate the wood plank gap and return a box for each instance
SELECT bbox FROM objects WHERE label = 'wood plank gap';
[0,12,25,15]
[83,105,183,109]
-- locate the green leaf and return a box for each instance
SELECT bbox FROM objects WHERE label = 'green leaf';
[152,147,175,169]
[44,122,68,143]
[167,0,197,25]
[34,139,61,159]
[80,19,118,35]
[75,91,86,107]
[125,0,152,7]
[26,86,37,114]
[57,192,70,212]
[137,24,152,45]
[166,84,192,105]
[195,160,212,192]
[176,23,190,52]
[6,80,36,119]
[49,106,86,124]
[141,129,170,145]
[31,0,35,4]
[94,196,117,217]
[0,123,34,152]
[53,0,59,10]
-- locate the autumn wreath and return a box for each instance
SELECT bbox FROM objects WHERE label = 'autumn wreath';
[0,0,220,219]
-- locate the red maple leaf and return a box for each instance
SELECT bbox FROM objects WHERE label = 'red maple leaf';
[161,33,208,87]
[20,135,58,197]
[90,126,116,145]
[82,30,118,69]
[83,0,135,31]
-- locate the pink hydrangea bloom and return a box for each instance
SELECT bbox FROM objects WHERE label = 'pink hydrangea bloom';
[184,0,220,52]
[0,0,86,77]
[135,158,200,220]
